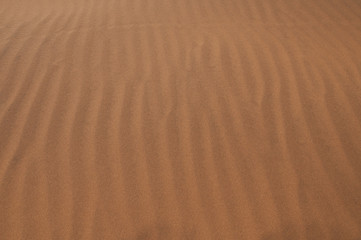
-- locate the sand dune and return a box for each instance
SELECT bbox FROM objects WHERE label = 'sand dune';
[1,0,361,239]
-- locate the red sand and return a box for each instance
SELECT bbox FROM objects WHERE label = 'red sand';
[1,0,361,239]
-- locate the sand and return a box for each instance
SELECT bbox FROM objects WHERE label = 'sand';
[1,0,361,239]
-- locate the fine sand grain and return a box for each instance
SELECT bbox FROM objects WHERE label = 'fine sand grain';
[1,0,361,239]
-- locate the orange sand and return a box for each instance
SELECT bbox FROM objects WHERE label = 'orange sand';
[1,0,361,239]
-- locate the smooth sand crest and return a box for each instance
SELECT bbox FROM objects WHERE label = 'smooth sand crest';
[1,0,361,239]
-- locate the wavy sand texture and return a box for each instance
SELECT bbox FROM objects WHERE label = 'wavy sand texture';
[1,0,361,239]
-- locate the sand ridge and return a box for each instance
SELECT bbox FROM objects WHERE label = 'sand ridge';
[1,0,361,239]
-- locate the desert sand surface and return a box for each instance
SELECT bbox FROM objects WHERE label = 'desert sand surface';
[1,0,361,239]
